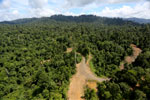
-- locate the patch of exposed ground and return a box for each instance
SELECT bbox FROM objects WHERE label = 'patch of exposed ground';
[67,54,110,100]
[120,44,142,70]
[67,63,86,100]
[40,59,51,64]
[68,44,142,100]
[66,48,73,53]
[86,81,98,92]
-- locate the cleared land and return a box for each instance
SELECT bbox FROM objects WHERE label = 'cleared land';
[120,44,142,70]
[67,55,109,100]
[66,48,73,53]
[68,44,141,100]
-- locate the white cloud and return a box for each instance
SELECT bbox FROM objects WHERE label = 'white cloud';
[0,0,58,21]
[27,0,57,18]
[0,0,22,21]
[107,0,141,3]
[64,12,87,16]
[94,2,150,19]
[0,0,10,9]
[28,0,48,8]
[28,8,55,18]
[0,0,150,21]
[0,9,22,21]
[12,10,19,15]
[65,0,145,7]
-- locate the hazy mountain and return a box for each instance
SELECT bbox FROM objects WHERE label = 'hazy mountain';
[0,15,139,25]
[124,18,150,24]
[0,18,38,24]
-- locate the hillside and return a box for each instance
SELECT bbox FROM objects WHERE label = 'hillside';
[124,17,150,24]
[0,15,139,25]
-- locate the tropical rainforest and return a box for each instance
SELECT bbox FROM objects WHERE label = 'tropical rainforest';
[0,15,150,100]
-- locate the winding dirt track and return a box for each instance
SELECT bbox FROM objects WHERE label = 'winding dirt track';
[120,44,142,70]
[67,55,109,100]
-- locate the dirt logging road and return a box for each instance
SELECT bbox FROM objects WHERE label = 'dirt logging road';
[67,55,110,100]
[120,44,142,70]
[67,44,142,100]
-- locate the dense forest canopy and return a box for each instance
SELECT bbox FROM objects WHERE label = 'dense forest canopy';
[0,15,150,100]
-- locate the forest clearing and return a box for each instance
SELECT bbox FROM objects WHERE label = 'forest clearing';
[67,54,110,100]
[68,44,142,100]
[120,44,142,70]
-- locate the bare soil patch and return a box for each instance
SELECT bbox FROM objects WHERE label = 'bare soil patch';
[66,48,73,53]
[136,83,140,87]
[67,60,86,100]
[120,44,142,70]
[86,81,97,92]
[40,59,51,64]
[68,54,109,100]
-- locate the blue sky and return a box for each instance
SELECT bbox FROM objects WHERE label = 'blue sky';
[0,0,150,21]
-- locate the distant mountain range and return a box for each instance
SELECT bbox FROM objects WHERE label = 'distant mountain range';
[124,18,150,24]
[0,15,149,25]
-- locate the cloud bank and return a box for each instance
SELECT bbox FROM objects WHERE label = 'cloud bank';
[96,2,150,19]
[65,0,144,7]
[0,0,150,21]
[0,0,10,9]
[29,0,48,8]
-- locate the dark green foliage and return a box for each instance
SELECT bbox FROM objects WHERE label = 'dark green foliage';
[76,53,82,64]
[0,23,76,99]
[98,51,150,100]
[84,87,98,100]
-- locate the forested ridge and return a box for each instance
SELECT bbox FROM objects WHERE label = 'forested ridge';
[0,15,150,100]
[0,15,139,25]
